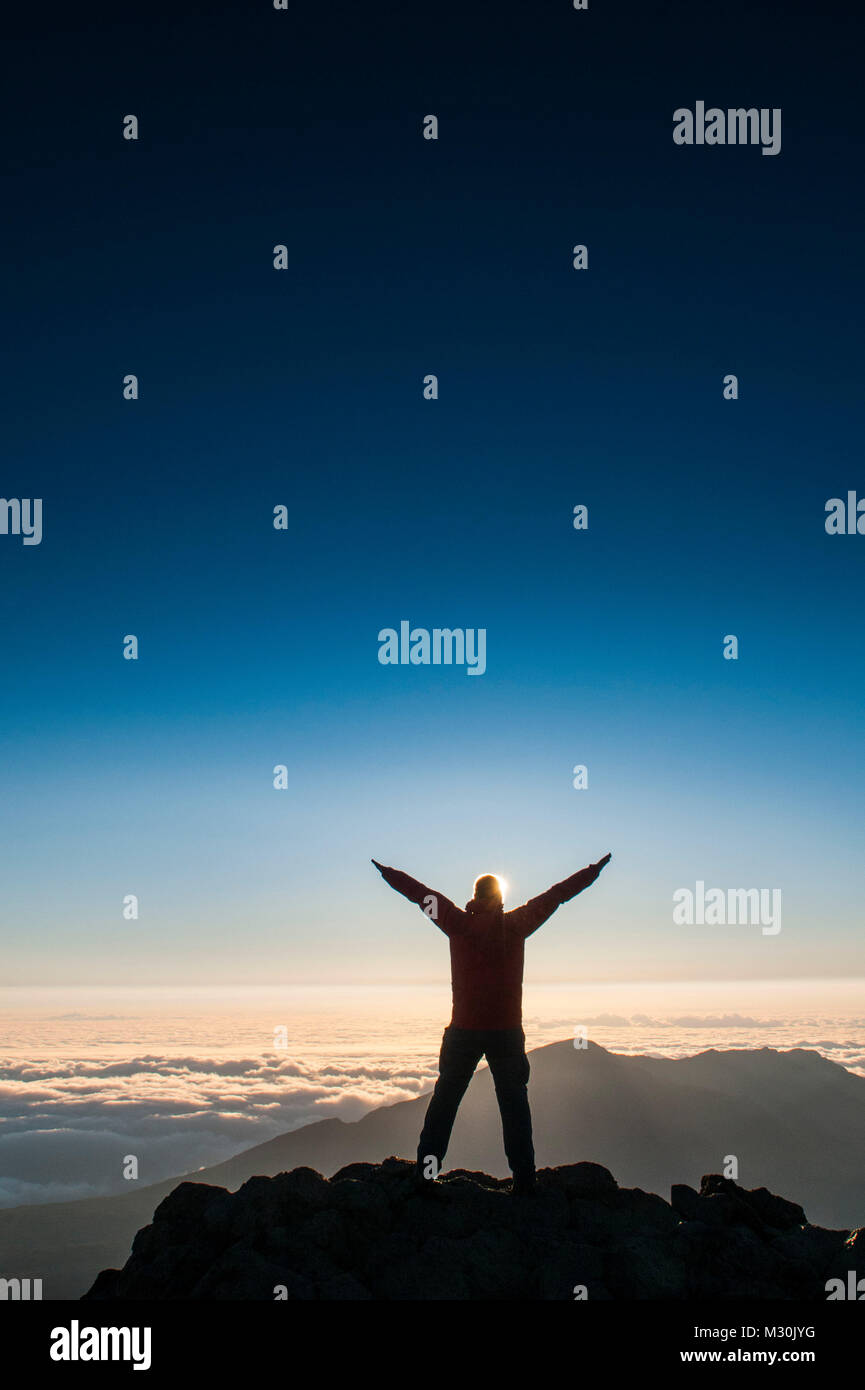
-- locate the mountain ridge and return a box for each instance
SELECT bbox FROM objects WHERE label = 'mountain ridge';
[82,1158,864,1301]
[3,1042,863,1298]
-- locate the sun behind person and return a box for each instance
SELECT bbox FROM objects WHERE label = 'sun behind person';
[472,873,507,903]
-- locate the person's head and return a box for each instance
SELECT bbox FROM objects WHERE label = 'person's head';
[472,873,503,907]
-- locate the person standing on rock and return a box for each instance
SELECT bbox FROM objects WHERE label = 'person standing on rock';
[371,853,612,1196]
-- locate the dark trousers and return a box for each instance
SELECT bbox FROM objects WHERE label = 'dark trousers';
[417,1025,535,1177]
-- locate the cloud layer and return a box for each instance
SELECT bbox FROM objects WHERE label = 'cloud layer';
[3,984,864,1208]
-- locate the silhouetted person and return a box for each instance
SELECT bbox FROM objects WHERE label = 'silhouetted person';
[371,853,611,1195]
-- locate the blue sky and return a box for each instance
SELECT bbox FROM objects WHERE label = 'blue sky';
[2,0,863,987]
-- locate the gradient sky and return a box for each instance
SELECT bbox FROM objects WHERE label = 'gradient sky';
[3,0,863,987]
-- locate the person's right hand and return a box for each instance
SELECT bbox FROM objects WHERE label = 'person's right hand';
[594,852,612,872]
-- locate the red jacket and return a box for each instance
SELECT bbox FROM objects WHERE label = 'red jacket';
[374,862,602,1029]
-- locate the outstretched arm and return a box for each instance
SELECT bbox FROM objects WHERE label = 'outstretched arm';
[371,860,463,936]
[509,853,611,938]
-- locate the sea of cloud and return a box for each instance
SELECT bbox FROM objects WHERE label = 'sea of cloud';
[2,981,863,1208]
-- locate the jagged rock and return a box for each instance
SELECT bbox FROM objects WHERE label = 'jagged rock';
[671,1182,766,1233]
[823,1225,865,1290]
[699,1175,807,1230]
[545,1161,618,1200]
[81,1159,858,1301]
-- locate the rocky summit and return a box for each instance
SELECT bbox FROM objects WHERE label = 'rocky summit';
[82,1159,863,1301]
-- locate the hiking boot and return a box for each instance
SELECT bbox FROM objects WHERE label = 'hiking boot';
[510,1170,537,1197]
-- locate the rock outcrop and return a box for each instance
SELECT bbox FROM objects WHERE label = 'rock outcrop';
[82,1158,862,1300]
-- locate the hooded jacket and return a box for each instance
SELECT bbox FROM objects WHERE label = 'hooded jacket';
[373,862,602,1029]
